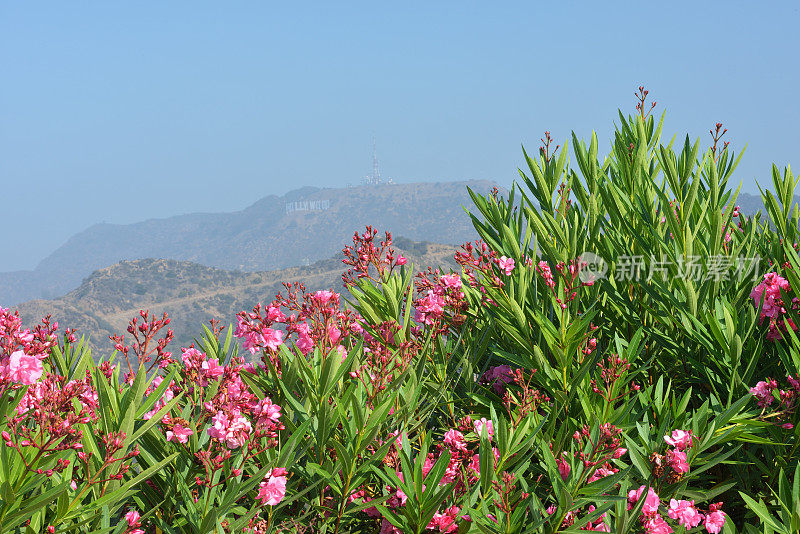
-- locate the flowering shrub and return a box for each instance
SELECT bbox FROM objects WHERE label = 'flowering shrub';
[3,89,800,532]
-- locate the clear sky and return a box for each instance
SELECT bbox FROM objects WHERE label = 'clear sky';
[1,1,799,271]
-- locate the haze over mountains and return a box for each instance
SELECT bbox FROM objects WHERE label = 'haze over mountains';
[1,180,497,306]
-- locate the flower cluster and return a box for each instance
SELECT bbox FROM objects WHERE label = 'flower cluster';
[354,420,500,533]
[627,485,725,533]
[414,271,468,331]
[4,371,100,475]
[565,423,627,490]
[342,225,407,286]
[124,509,144,534]
[750,374,799,428]
[454,240,503,293]
[0,308,57,388]
[535,257,596,312]
[109,309,174,382]
[351,320,419,405]
[235,285,361,369]
[478,364,515,395]
[590,355,640,403]
[751,272,799,340]
[257,467,288,506]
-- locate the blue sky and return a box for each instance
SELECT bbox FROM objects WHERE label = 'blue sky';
[1,1,799,271]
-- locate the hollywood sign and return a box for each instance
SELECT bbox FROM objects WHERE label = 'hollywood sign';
[285,200,331,214]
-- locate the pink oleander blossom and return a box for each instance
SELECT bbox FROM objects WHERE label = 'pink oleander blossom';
[125,510,141,526]
[663,429,693,451]
[665,448,690,474]
[704,510,726,533]
[258,468,287,505]
[414,290,446,325]
[262,328,284,351]
[473,418,494,438]
[166,424,193,444]
[537,261,555,288]
[296,331,314,355]
[627,486,660,516]
[497,256,515,275]
[428,506,460,533]
[642,515,672,534]
[443,429,466,451]
[750,379,778,407]
[441,273,462,289]
[8,350,43,385]
[556,456,570,480]
[667,499,703,529]
[253,396,282,425]
[207,409,252,449]
[751,272,790,319]
[201,358,224,381]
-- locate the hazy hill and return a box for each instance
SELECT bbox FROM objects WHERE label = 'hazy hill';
[15,237,460,358]
[1,180,497,306]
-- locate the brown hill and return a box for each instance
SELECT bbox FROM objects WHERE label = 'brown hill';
[1,180,496,305]
[15,237,460,359]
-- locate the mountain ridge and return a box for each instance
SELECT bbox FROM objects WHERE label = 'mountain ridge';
[1,180,497,305]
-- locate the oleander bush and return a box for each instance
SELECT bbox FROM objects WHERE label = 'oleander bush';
[3,89,800,533]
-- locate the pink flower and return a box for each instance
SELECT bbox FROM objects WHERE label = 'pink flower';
[428,506,460,533]
[314,290,336,304]
[587,464,618,483]
[751,272,790,319]
[266,305,286,322]
[642,515,673,534]
[665,448,690,474]
[207,410,252,449]
[201,358,224,381]
[497,256,515,275]
[181,347,205,369]
[667,499,703,528]
[627,486,660,516]
[556,456,570,480]
[296,332,314,355]
[253,397,282,425]
[441,273,462,289]
[443,429,466,451]
[258,468,287,505]
[327,324,341,344]
[397,255,407,265]
[663,429,693,451]
[125,510,141,526]
[414,290,446,325]
[750,379,777,407]
[473,418,494,438]
[537,261,555,288]
[262,328,284,351]
[166,424,193,444]
[704,510,726,533]
[8,350,43,385]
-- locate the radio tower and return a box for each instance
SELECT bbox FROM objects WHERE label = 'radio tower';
[364,136,393,185]
[371,136,381,184]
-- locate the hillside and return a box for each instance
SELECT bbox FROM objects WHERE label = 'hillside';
[0,180,496,306]
[15,237,460,358]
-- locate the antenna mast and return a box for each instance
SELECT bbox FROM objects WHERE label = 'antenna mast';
[372,136,381,184]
